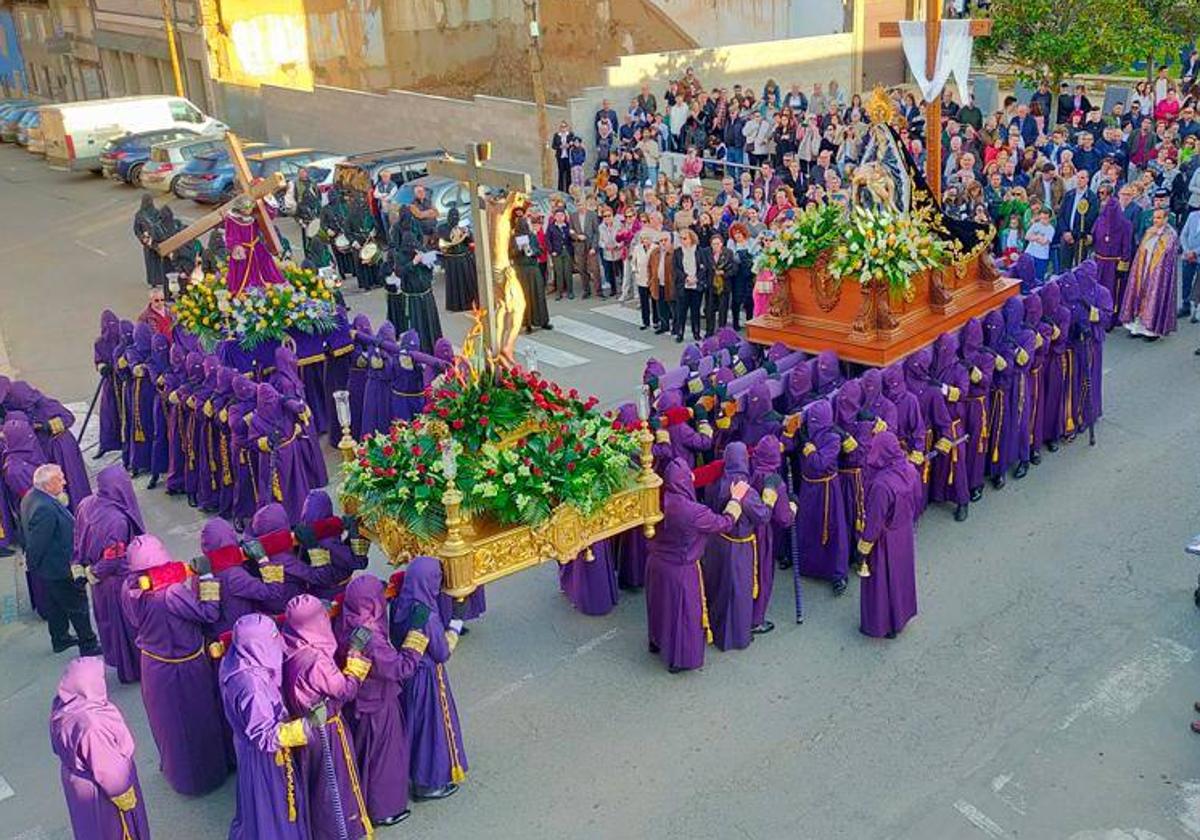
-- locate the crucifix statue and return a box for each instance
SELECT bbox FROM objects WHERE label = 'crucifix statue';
[156,131,287,295]
[427,143,533,362]
[879,1,991,203]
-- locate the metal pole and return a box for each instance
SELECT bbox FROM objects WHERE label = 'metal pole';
[523,0,554,188]
[159,0,186,97]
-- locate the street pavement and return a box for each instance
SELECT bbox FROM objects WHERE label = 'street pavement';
[1,145,1199,840]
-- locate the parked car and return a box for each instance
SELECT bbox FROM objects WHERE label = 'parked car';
[178,148,333,204]
[0,106,36,142]
[280,154,346,215]
[333,147,448,221]
[99,127,207,184]
[26,121,45,155]
[41,95,226,173]
[0,100,33,131]
[140,134,228,195]
[15,110,40,146]
[172,142,274,201]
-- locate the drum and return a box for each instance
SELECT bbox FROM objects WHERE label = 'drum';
[305,218,321,238]
[360,241,380,265]
[334,234,350,252]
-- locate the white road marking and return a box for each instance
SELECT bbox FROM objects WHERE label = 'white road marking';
[551,316,652,354]
[1067,831,1169,840]
[73,239,108,257]
[952,800,1005,838]
[1178,781,1200,837]
[1058,637,1194,730]
[514,337,589,369]
[990,775,1010,793]
[590,303,646,327]
[990,773,1027,816]
[0,774,13,802]
[469,627,619,713]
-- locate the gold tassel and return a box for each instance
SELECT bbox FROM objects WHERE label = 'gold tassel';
[695,560,713,644]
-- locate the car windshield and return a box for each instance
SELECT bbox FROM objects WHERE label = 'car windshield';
[189,154,221,173]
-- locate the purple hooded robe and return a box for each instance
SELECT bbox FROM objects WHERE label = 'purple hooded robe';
[702,443,768,651]
[202,518,289,636]
[281,594,370,840]
[250,385,312,521]
[999,297,1037,469]
[750,435,795,626]
[645,458,737,670]
[796,399,850,583]
[958,317,996,493]
[1091,196,1133,310]
[7,381,91,510]
[982,310,1016,477]
[859,433,919,638]
[163,344,189,495]
[834,381,874,535]
[95,310,123,457]
[49,657,150,840]
[348,315,373,441]
[73,465,144,683]
[812,350,843,397]
[147,335,172,479]
[227,373,259,523]
[124,324,156,474]
[219,613,309,840]
[926,335,971,506]
[390,556,469,790]
[300,490,368,601]
[270,348,328,492]
[120,535,230,796]
[338,575,423,822]
[650,390,714,470]
[882,363,927,518]
[1023,294,1055,454]
[1077,262,1112,426]
[1038,281,1072,444]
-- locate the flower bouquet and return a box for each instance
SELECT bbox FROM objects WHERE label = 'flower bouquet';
[173,265,339,350]
[753,203,845,276]
[342,363,641,542]
[827,205,950,300]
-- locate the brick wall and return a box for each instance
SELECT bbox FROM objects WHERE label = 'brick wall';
[259,84,566,179]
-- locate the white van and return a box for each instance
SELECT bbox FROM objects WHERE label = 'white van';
[40,95,226,173]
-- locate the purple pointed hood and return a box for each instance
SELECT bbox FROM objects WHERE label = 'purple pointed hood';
[1023,294,1043,327]
[96,465,144,532]
[663,457,697,501]
[786,363,812,406]
[745,381,773,421]
[338,575,387,646]
[932,332,959,375]
[2,415,43,464]
[805,398,834,432]
[833,380,862,426]
[982,310,1006,348]
[300,489,333,523]
[282,594,338,659]
[882,363,907,401]
[643,358,666,384]
[680,344,701,370]
[959,316,984,355]
[752,435,782,475]
[220,612,283,687]
[201,517,240,555]
[860,369,883,406]
[814,350,842,394]
[903,348,932,390]
[1002,297,1025,334]
[392,555,443,635]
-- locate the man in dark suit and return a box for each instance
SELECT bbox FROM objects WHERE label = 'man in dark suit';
[672,228,713,342]
[550,121,579,193]
[1056,170,1099,269]
[569,194,602,298]
[21,464,99,655]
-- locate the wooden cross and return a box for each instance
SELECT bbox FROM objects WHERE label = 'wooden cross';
[157,131,286,257]
[879,2,991,203]
[427,143,532,353]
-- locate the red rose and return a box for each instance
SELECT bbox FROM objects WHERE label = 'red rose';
[411,445,422,456]
[567,461,576,472]
[568,388,578,398]
[523,456,532,466]
[574,443,584,453]
[585,397,598,408]
[386,467,397,477]
[373,467,385,476]
[479,416,489,426]
[532,466,543,477]
[486,468,497,477]
[359,459,370,468]
[590,446,601,457]
[611,420,621,430]
[425,476,435,486]
[437,408,449,418]
[416,463,426,473]
[479,393,490,404]
[382,445,395,457]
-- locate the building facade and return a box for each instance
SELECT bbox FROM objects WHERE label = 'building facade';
[93,0,212,110]
[0,1,27,95]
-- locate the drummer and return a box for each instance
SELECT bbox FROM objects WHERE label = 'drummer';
[348,192,384,291]
[320,187,356,279]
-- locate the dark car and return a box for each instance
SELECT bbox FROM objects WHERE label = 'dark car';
[99,127,206,184]
[177,147,333,204]
[0,106,36,143]
[172,141,275,200]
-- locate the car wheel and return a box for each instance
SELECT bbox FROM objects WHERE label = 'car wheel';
[128,163,144,187]
[171,176,185,199]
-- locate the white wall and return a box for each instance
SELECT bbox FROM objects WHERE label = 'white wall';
[644,0,847,47]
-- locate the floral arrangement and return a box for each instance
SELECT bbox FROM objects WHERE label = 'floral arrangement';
[342,362,641,541]
[173,265,339,350]
[753,203,845,275]
[827,205,950,299]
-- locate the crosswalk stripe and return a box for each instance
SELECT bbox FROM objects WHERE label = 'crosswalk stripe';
[552,315,652,354]
[515,337,590,369]
[590,303,645,328]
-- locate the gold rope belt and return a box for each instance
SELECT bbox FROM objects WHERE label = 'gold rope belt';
[329,716,373,836]
[140,645,203,664]
[720,531,760,598]
[839,466,866,532]
[803,473,835,545]
[435,665,467,784]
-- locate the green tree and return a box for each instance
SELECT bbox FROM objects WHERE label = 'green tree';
[976,0,1148,122]
[1127,0,1200,84]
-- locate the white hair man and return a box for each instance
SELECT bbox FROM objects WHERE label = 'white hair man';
[21,463,100,655]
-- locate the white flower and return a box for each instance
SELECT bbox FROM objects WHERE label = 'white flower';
[502,473,517,486]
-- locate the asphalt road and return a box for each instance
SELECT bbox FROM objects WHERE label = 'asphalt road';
[0,145,1198,840]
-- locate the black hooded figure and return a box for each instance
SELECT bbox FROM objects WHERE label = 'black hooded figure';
[154,206,192,293]
[133,195,163,287]
[201,227,228,276]
[437,205,478,312]
[389,206,443,353]
[321,186,356,279]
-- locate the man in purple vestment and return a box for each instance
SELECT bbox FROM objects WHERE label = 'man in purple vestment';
[796,399,851,594]
[73,466,144,684]
[225,197,285,295]
[281,594,372,840]
[857,433,919,638]
[339,575,427,827]
[646,459,744,671]
[391,556,469,798]
[559,538,620,616]
[1120,208,1180,340]
[750,435,795,632]
[49,657,150,840]
[219,613,311,840]
[94,310,124,458]
[121,535,230,795]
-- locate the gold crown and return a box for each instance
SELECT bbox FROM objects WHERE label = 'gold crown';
[865,86,897,125]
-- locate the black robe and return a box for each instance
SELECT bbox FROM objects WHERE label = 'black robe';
[134,205,164,288]
[512,219,550,329]
[390,219,442,353]
[437,213,478,312]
